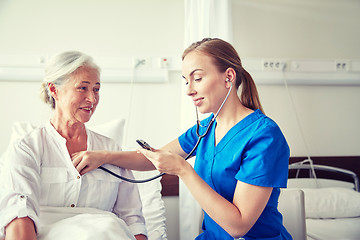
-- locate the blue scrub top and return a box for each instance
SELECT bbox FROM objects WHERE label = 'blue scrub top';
[178,109,292,240]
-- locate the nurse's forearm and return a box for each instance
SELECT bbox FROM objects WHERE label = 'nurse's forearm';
[106,151,156,171]
[107,138,185,171]
[178,166,248,238]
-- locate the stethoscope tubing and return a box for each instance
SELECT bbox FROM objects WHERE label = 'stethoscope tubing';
[98,166,165,183]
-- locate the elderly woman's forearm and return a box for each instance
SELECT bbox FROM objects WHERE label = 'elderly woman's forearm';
[5,217,37,240]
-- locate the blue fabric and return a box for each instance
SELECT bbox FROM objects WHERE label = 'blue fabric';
[179,109,292,240]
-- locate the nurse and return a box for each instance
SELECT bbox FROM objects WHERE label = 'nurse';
[72,38,292,240]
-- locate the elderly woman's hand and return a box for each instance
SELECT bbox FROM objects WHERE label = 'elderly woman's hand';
[71,150,107,175]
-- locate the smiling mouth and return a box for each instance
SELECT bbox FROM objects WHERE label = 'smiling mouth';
[80,107,93,112]
[194,98,203,106]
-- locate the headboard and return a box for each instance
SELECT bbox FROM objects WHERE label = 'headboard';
[288,156,360,184]
[160,174,179,196]
[160,156,360,196]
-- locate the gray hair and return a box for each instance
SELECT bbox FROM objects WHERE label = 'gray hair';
[40,51,100,109]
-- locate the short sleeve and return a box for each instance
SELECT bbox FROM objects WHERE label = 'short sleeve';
[178,115,214,156]
[178,124,198,156]
[235,122,290,188]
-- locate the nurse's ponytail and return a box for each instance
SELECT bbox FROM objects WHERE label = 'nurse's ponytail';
[238,67,264,114]
[182,38,264,114]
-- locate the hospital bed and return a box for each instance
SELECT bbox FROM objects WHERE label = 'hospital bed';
[0,119,167,240]
[287,157,360,240]
[178,156,360,240]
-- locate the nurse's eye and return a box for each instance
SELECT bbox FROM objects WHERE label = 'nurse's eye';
[94,87,100,92]
[194,78,202,82]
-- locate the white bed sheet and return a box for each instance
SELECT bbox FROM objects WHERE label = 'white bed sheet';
[38,206,135,240]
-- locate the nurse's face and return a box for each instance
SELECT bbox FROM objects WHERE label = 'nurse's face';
[182,51,228,114]
[53,66,100,124]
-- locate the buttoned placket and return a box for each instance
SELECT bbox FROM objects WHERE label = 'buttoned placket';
[47,122,83,208]
[70,174,82,207]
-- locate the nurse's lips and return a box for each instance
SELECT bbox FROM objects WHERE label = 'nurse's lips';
[193,98,204,107]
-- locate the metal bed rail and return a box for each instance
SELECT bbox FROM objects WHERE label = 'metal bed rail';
[289,163,360,192]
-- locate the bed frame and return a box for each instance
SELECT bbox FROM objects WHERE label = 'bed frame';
[160,174,179,196]
[160,156,360,196]
[288,156,360,190]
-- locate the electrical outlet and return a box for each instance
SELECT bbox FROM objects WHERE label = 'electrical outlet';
[133,57,151,69]
[262,60,287,71]
[159,57,170,68]
[335,60,350,72]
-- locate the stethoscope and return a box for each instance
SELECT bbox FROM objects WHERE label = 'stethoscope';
[99,79,233,183]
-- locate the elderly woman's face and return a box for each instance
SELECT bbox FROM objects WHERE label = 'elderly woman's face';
[55,66,100,124]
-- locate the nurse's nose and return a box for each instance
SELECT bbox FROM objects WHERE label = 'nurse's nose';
[186,82,196,96]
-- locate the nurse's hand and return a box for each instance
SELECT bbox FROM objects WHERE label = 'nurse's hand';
[137,148,189,177]
[72,150,107,175]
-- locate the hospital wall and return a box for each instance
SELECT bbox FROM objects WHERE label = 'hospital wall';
[232,0,360,157]
[0,1,359,240]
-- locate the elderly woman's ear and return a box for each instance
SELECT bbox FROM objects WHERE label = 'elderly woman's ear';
[48,82,58,101]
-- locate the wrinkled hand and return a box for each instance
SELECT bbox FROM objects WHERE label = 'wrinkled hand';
[71,151,107,175]
[137,148,187,177]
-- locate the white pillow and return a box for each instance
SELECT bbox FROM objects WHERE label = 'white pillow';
[0,122,39,176]
[88,119,125,148]
[4,120,167,240]
[302,187,360,219]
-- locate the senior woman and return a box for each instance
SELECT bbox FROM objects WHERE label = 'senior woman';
[0,51,147,240]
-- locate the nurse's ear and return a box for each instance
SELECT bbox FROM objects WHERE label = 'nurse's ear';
[224,68,236,88]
